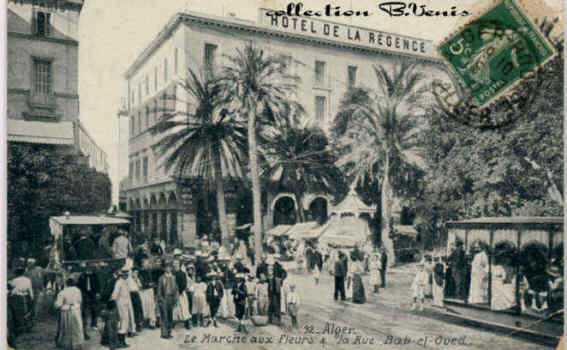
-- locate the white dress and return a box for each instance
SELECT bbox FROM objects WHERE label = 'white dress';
[111,278,136,334]
[55,286,84,349]
[468,251,489,304]
[491,265,516,310]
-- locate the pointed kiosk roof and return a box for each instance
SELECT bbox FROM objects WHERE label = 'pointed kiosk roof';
[330,187,376,216]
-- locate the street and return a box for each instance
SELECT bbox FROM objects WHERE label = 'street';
[13,265,551,350]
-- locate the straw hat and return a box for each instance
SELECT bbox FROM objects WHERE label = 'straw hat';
[266,256,275,265]
[547,264,562,278]
[173,248,182,256]
[234,254,243,261]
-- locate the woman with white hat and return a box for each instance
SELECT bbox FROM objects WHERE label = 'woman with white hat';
[54,277,85,350]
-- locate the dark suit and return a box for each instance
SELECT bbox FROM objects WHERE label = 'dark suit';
[75,237,96,260]
[206,280,224,317]
[267,276,282,324]
[78,272,101,328]
[157,273,178,337]
[256,262,268,280]
[380,251,388,287]
[448,248,466,298]
[334,259,346,301]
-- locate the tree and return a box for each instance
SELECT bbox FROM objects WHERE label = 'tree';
[262,109,344,222]
[150,68,248,245]
[8,143,112,260]
[221,43,300,259]
[332,60,429,266]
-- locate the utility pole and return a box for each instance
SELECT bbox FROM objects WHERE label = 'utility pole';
[117,98,129,209]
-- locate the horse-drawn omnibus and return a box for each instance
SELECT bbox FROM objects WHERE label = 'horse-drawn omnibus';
[443,217,563,346]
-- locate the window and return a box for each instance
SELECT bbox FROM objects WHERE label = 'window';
[153,100,158,124]
[145,106,150,129]
[131,90,135,107]
[348,66,357,88]
[315,61,326,85]
[154,67,158,91]
[174,48,179,74]
[33,59,52,94]
[34,11,51,36]
[136,159,141,181]
[164,58,168,82]
[204,43,218,77]
[137,112,142,135]
[315,96,327,120]
[138,83,142,102]
[129,161,134,181]
[143,157,148,183]
[145,75,149,95]
[130,115,135,135]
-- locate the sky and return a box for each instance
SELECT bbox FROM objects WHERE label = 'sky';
[75,0,563,204]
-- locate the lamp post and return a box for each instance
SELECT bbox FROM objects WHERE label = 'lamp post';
[117,99,129,211]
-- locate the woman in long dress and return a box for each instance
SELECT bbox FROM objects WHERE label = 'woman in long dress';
[351,258,366,304]
[55,278,85,350]
[191,276,208,327]
[468,243,489,304]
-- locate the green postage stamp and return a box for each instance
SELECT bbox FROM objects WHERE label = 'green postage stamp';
[437,0,556,106]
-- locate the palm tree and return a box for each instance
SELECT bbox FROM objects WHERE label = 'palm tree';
[221,43,300,259]
[333,61,429,266]
[262,108,343,222]
[151,68,248,245]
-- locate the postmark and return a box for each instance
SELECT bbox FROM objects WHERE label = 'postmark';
[434,0,556,129]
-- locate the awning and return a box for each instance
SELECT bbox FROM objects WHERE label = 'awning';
[319,234,360,247]
[287,221,321,240]
[8,119,74,145]
[266,225,292,237]
[51,216,131,226]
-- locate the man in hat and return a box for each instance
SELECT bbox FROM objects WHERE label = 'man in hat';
[266,265,282,325]
[78,263,101,338]
[112,231,133,260]
[233,255,250,274]
[173,260,191,329]
[448,240,466,298]
[111,267,136,346]
[150,238,163,256]
[206,272,224,327]
[9,266,34,334]
[379,246,388,288]
[25,258,44,321]
[157,263,178,339]
[194,252,210,281]
[256,254,268,281]
[232,273,248,332]
[333,251,347,301]
[75,229,96,260]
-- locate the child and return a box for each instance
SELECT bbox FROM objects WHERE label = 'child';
[411,263,428,311]
[232,273,248,332]
[286,282,300,328]
[205,272,224,328]
[255,278,268,316]
[368,253,381,295]
[100,300,119,350]
[192,276,207,327]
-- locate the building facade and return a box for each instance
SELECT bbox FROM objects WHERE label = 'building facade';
[123,9,452,248]
[7,0,109,171]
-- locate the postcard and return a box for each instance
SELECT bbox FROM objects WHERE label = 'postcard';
[5,0,564,349]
